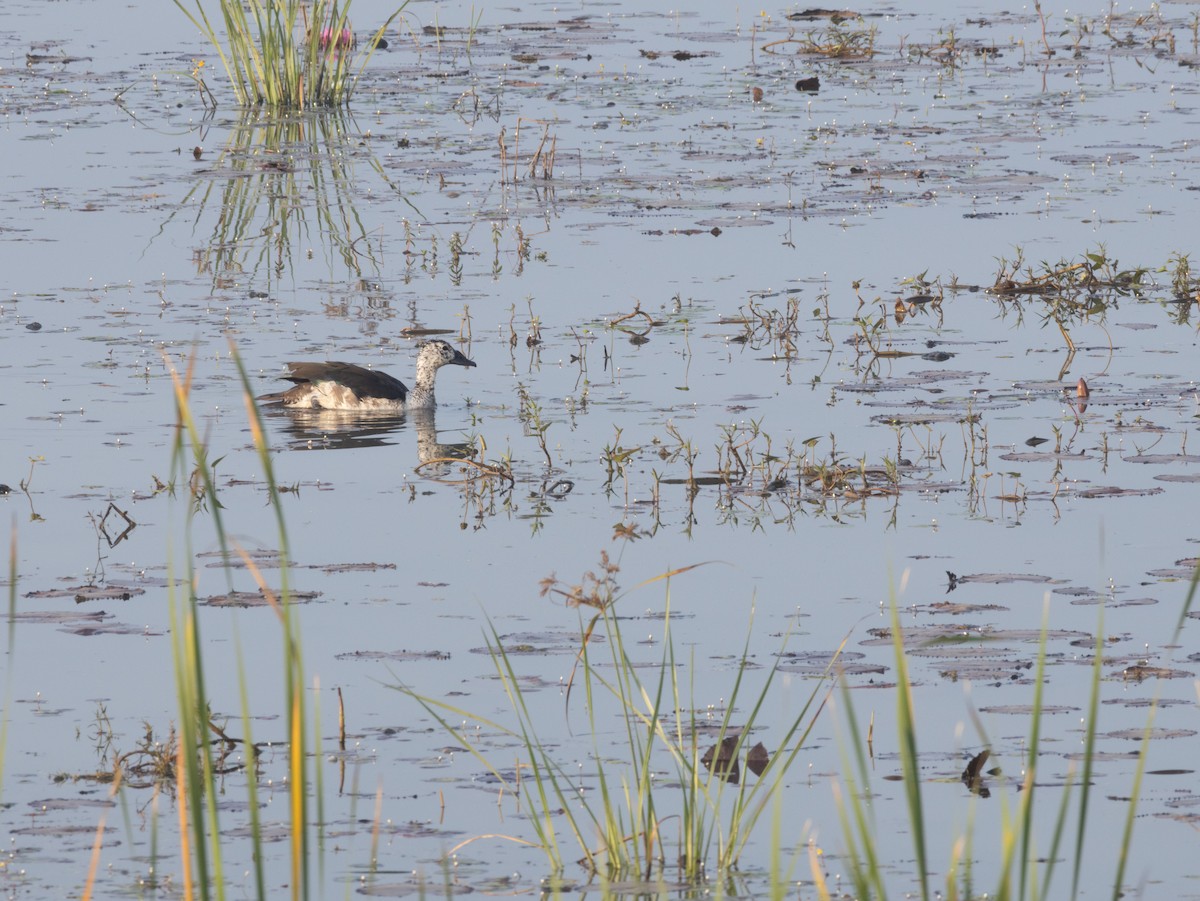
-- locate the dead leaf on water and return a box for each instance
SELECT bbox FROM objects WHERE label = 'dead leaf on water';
[947,572,1057,585]
[702,736,742,784]
[309,562,398,573]
[10,610,110,625]
[1125,454,1200,464]
[1069,595,1157,608]
[747,742,769,776]
[778,649,885,675]
[198,548,288,569]
[1075,486,1165,499]
[1103,728,1197,741]
[916,601,1010,614]
[1117,664,1194,681]
[199,589,320,607]
[1066,750,1140,761]
[336,649,451,662]
[28,798,114,811]
[24,584,145,603]
[1000,451,1093,462]
[961,749,991,797]
[63,622,165,637]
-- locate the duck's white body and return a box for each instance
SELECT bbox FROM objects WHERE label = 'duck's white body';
[259,340,476,412]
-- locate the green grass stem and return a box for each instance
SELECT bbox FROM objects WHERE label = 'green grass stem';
[1,521,15,801]
[832,678,888,900]
[166,353,228,901]
[1069,606,1105,899]
[235,635,268,901]
[1110,699,1155,900]
[887,599,930,901]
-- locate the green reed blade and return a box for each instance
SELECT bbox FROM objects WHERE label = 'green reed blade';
[888,598,929,901]
[234,634,268,901]
[1110,701,1155,901]
[1068,606,1105,900]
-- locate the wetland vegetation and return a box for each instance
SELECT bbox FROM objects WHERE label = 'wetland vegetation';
[2,0,1200,898]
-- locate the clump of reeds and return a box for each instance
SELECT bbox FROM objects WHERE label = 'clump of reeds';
[174,0,407,108]
[157,344,315,899]
[826,596,1155,900]
[395,552,845,883]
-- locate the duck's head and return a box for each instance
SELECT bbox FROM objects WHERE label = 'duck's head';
[419,339,476,370]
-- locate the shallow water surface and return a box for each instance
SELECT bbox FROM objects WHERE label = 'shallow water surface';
[2,0,1200,897]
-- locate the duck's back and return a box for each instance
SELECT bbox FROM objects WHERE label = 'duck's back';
[286,362,407,397]
[273,361,409,410]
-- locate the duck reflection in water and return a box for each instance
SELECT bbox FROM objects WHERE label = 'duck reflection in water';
[263,406,475,464]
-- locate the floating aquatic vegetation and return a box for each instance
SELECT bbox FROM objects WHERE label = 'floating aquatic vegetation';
[24,584,145,602]
[198,588,321,607]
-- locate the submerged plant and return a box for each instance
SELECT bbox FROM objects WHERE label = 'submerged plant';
[175,0,407,108]
[989,244,1149,302]
[761,18,877,59]
[987,244,1145,375]
[516,383,554,469]
[1166,251,1197,300]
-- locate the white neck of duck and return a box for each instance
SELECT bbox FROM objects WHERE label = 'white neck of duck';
[406,355,445,409]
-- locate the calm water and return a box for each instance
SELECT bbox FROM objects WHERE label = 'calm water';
[2,0,1199,897]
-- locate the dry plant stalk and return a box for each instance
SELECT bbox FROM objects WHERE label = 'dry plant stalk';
[338,686,346,750]
[497,125,508,184]
[80,769,124,901]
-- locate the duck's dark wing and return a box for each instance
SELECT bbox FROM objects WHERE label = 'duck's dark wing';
[282,361,409,401]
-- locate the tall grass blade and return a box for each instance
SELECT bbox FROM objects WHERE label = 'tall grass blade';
[6,521,16,655]
[1069,607,1104,900]
[833,677,887,900]
[1,522,15,800]
[1173,555,1200,638]
[229,343,309,900]
[176,736,195,901]
[1110,705,1155,901]
[1018,603,1052,900]
[312,677,326,889]
[234,635,268,901]
[166,350,227,901]
[80,771,123,901]
[888,599,929,901]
